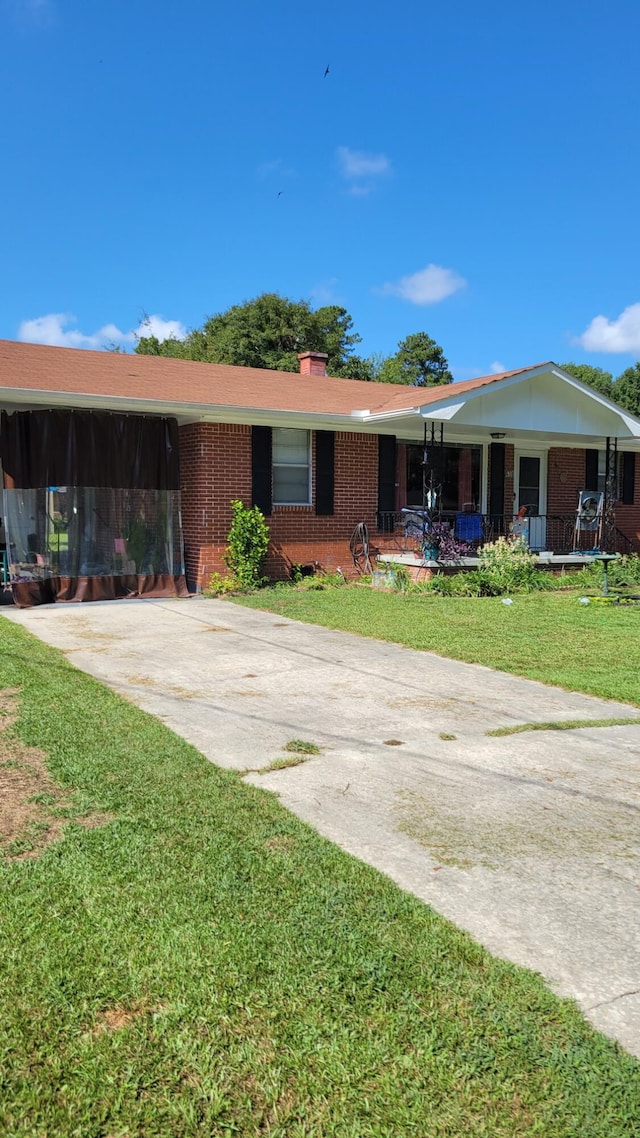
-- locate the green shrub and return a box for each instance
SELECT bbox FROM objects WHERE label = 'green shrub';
[424,569,503,597]
[205,571,240,597]
[224,500,270,591]
[559,553,640,594]
[478,536,551,594]
[604,553,640,587]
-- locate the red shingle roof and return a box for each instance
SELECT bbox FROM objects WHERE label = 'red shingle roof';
[0,340,551,418]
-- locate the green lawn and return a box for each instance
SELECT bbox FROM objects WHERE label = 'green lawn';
[236,587,640,706]
[1,618,639,1136]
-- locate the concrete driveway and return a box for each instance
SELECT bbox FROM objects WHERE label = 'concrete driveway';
[4,596,640,1058]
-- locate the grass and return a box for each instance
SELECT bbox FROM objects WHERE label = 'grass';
[237,587,640,705]
[0,618,639,1136]
[283,739,321,755]
[259,754,310,772]
[487,716,640,737]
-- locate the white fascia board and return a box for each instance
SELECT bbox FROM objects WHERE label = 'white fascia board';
[357,369,550,424]
[350,406,420,423]
[0,387,369,433]
[201,408,364,431]
[416,367,551,417]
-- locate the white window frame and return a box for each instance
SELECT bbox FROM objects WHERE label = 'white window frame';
[272,428,312,506]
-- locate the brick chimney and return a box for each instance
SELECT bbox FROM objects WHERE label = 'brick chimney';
[298,351,328,377]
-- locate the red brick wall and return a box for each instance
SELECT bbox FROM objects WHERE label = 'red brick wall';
[179,423,252,588]
[547,447,585,514]
[179,425,379,589]
[616,463,640,549]
[547,446,640,551]
[179,431,640,590]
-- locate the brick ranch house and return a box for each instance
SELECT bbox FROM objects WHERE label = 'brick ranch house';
[0,338,639,606]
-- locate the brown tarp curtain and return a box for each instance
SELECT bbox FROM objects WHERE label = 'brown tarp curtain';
[1,408,180,490]
[1,409,188,607]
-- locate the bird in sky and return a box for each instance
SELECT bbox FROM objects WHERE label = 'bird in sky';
[323,64,330,78]
[277,191,284,198]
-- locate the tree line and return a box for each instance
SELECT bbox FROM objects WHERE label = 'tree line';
[559,362,640,418]
[134,291,640,415]
[135,292,453,387]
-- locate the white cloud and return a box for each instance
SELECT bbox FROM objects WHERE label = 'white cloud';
[379,263,467,306]
[337,146,391,195]
[490,360,506,374]
[578,302,640,353]
[18,312,186,350]
[337,146,390,180]
[136,314,187,342]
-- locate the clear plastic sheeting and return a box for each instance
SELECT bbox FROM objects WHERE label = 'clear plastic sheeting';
[3,486,184,583]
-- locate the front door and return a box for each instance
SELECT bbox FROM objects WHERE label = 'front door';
[514,451,547,550]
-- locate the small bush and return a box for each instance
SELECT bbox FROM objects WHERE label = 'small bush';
[224,500,270,591]
[559,553,640,594]
[478,536,551,594]
[612,553,640,586]
[204,571,240,597]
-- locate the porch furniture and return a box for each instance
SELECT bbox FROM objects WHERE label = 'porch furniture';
[454,511,483,544]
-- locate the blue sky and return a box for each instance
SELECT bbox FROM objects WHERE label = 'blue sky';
[2,0,640,380]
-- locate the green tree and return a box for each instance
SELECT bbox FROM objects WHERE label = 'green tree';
[614,363,640,417]
[377,332,453,387]
[135,293,373,378]
[560,363,614,400]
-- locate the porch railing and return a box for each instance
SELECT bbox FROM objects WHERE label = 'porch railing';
[375,512,634,556]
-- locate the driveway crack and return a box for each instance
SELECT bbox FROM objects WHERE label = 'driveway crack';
[585,987,640,1011]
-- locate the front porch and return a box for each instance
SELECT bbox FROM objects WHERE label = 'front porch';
[376,511,634,553]
[366,509,635,580]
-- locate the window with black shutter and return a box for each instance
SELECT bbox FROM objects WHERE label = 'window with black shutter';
[585,449,599,491]
[622,452,636,505]
[315,431,335,515]
[251,426,272,515]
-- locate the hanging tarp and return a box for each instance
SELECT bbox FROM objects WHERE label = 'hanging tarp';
[0,409,188,606]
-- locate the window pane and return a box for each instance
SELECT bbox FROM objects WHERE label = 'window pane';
[273,465,309,504]
[518,456,540,515]
[273,428,309,465]
[598,450,621,499]
[406,443,481,511]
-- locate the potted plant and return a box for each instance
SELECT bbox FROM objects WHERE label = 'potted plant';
[421,533,441,562]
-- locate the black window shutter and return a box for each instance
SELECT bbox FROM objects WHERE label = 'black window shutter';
[622,452,635,505]
[251,426,272,516]
[488,442,505,519]
[315,431,335,515]
[377,435,396,531]
[585,449,598,490]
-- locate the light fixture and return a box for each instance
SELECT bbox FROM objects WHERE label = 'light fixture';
[490,432,506,439]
